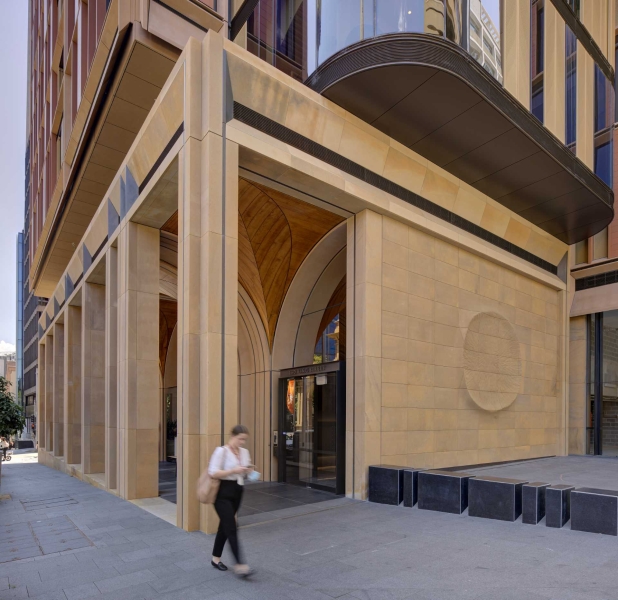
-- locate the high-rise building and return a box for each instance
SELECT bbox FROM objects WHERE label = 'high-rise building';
[28,0,616,532]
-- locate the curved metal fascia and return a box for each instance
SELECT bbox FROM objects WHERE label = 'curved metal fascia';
[305,33,613,217]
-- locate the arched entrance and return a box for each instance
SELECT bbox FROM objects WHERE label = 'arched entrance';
[236,177,350,494]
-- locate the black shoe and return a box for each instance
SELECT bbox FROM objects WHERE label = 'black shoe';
[211,560,228,571]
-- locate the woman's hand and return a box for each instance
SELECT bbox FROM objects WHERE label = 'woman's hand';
[231,465,251,475]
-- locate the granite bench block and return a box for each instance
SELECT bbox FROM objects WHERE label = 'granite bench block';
[368,465,405,505]
[546,484,575,528]
[403,468,424,508]
[468,476,528,522]
[418,470,475,515]
[522,482,550,525]
[571,488,618,536]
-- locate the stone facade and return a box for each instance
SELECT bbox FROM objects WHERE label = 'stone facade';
[377,214,564,470]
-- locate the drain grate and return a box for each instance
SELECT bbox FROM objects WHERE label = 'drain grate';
[20,495,78,511]
[0,516,92,563]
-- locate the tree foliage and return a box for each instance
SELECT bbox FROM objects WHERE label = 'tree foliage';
[0,376,25,438]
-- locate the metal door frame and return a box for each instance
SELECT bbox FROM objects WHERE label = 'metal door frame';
[278,361,345,494]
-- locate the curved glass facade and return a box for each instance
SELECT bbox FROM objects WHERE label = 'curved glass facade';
[316,0,468,67]
[243,0,502,83]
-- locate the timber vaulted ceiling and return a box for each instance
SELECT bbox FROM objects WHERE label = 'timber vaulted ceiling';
[305,34,614,245]
[238,178,344,347]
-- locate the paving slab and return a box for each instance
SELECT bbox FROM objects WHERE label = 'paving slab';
[3,456,618,599]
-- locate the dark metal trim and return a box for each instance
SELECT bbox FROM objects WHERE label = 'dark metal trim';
[233,102,558,275]
[594,312,603,455]
[138,122,184,194]
[305,33,613,217]
[550,0,614,84]
[575,269,618,291]
[230,0,260,40]
[151,0,209,33]
[279,362,341,378]
[571,256,618,273]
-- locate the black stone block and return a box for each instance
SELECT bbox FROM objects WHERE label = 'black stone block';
[368,465,405,505]
[418,470,475,515]
[522,482,550,525]
[468,476,528,522]
[546,484,575,528]
[571,488,618,536]
[403,468,424,508]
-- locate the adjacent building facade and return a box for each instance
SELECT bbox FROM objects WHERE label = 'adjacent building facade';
[26,0,616,532]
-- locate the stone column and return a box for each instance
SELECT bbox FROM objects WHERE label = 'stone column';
[117,222,160,500]
[82,282,106,475]
[53,322,65,457]
[38,341,46,449]
[177,33,239,532]
[349,210,383,499]
[106,246,119,490]
[45,331,54,453]
[64,305,82,465]
[569,315,588,454]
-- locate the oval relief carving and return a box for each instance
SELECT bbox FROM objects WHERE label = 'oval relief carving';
[463,312,522,412]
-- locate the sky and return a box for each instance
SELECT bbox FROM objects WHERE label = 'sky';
[0,2,27,350]
[482,0,501,32]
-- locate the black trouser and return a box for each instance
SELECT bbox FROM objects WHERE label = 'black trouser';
[213,480,244,564]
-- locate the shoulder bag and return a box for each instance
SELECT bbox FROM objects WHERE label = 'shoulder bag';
[197,446,226,504]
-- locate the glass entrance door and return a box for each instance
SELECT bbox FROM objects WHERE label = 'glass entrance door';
[279,363,345,494]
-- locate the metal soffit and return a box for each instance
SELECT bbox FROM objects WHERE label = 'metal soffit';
[305,34,614,245]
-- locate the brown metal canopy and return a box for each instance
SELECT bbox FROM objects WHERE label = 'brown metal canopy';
[305,34,613,244]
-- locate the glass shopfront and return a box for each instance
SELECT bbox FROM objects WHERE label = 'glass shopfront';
[278,362,345,494]
[587,311,618,456]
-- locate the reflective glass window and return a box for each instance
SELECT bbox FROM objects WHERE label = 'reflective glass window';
[317,0,362,65]
[276,0,306,81]
[375,0,432,37]
[565,25,576,150]
[444,0,465,46]
[530,0,544,123]
[594,64,614,187]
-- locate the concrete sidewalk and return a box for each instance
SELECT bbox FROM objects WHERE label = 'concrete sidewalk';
[1,456,618,599]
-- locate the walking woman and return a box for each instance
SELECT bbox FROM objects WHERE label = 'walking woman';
[208,425,254,577]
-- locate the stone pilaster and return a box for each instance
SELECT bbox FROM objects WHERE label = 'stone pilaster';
[350,210,383,499]
[65,305,82,465]
[53,322,65,457]
[45,332,54,453]
[38,341,46,449]
[117,222,160,500]
[177,33,239,533]
[82,282,106,475]
[106,246,119,490]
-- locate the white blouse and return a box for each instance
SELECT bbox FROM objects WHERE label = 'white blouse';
[208,445,252,485]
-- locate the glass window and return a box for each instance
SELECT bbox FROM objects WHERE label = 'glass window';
[483,58,497,79]
[470,14,481,38]
[444,0,465,46]
[588,311,618,456]
[275,0,306,81]
[247,0,276,66]
[375,0,434,37]
[482,33,494,56]
[565,25,576,151]
[317,0,361,65]
[530,0,544,123]
[594,64,614,187]
[469,37,483,64]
